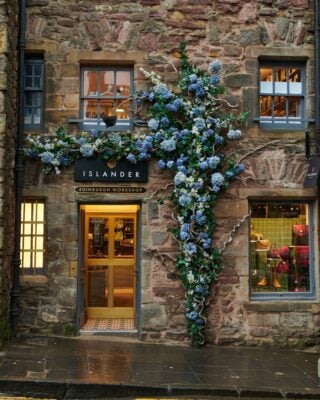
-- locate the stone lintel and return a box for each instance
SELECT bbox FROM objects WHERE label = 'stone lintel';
[239,187,317,200]
[66,50,145,64]
[246,46,313,60]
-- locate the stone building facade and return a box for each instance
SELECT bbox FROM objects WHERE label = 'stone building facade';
[0,0,19,346]
[16,0,320,348]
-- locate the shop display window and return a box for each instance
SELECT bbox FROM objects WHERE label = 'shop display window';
[250,201,315,299]
[81,66,133,131]
[259,62,305,129]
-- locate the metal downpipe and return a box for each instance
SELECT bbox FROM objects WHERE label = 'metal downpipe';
[10,0,26,337]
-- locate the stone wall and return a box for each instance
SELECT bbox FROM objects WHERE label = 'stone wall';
[0,0,18,346]
[21,0,320,347]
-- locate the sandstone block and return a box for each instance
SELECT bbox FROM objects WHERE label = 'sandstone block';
[141,303,167,327]
[223,73,256,88]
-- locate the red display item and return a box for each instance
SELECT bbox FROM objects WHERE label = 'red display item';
[295,246,309,268]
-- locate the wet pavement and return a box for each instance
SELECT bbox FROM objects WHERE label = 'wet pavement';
[0,335,320,399]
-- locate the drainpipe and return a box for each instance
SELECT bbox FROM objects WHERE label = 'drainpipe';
[10,0,26,337]
[315,0,320,154]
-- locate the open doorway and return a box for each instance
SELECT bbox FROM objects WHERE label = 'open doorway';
[79,204,140,333]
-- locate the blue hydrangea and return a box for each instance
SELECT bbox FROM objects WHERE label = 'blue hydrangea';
[160,139,176,152]
[199,161,208,170]
[204,129,214,138]
[126,153,137,164]
[214,135,224,145]
[174,171,187,186]
[157,159,166,169]
[209,74,220,86]
[80,144,94,157]
[90,129,98,138]
[40,151,55,164]
[191,107,203,117]
[167,160,174,168]
[195,210,207,226]
[186,242,197,255]
[211,172,225,192]
[227,129,242,140]
[194,118,206,131]
[202,238,212,249]
[138,151,149,160]
[186,311,198,321]
[148,118,159,131]
[166,103,177,112]
[161,116,170,127]
[188,83,197,92]
[189,74,198,83]
[208,59,222,74]
[234,163,245,173]
[154,84,173,100]
[179,194,192,206]
[207,156,220,169]
[77,137,88,146]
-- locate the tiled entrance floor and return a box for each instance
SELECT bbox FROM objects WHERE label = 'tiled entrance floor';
[81,318,135,332]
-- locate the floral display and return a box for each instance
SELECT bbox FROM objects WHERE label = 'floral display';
[24,43,245,346]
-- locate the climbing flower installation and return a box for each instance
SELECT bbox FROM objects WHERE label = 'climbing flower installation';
[24,43,245,346]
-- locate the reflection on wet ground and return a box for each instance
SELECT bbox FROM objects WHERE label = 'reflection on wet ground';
[0,335,320,399]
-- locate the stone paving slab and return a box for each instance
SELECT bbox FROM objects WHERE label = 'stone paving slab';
[0,336,320,399]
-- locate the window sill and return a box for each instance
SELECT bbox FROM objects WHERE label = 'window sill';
[20,275,48,284]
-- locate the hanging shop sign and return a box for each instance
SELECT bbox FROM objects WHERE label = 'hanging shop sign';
[75,186,147,193]
[75,158,148,182]
[303,157,320,188]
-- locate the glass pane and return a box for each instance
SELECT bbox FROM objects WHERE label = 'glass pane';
[114,218,134,257]
[24,108,32,125]
[35,252,43,268]
[34,77,41,89]
[83,70,99,97]
[115,99,131,119]
[116,71,131,97]
[33,108,41,124]
[34,64,42,76]
[22,252,31,269]
[35,236,44,250]
[260,68,273,94]
[288,96,301,118]
[274,68,288,94]
[289,68,302,94]
[113,265,134,307]
[88,218,108,258]
[250,202,310,294]
[22,223,31,235]
[260,96,272,116]
[100,99,115,118]
[23,236,31,250]
[100,71,114,96]
[25,77,33,89]
[32,92,41,106]
[274,96,286,117]
[25,93,33,106]
[88,266,108,306]
[84,99,99,119]
[23,203,32,221]
[25,65,33,76]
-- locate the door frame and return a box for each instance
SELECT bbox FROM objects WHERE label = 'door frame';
[76,202,142,331]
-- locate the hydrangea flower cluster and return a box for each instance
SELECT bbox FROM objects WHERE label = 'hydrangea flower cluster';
[24,43,245,347]
[134,43,245,346]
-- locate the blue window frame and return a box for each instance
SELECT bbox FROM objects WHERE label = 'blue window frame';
[259,62,306,130]
[80,66,134,132]
[24,56,44,130]
[250,200,316,300]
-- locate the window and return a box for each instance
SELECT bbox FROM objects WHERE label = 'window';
[250,201,315,299]
[20,199,46,274]
[259,62,305,129]
[24,56,44,130]
[81,66,134,131]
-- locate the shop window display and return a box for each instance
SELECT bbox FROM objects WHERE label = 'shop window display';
[250,201,313,296]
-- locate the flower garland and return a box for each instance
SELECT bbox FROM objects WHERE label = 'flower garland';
[24,43,245,346]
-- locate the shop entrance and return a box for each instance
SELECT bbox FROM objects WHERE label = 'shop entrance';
[80,204,139,321]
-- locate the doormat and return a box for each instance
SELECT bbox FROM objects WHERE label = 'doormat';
[81,318,135,331]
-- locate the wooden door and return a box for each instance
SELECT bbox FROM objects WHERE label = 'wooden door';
[84,212,136,318]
